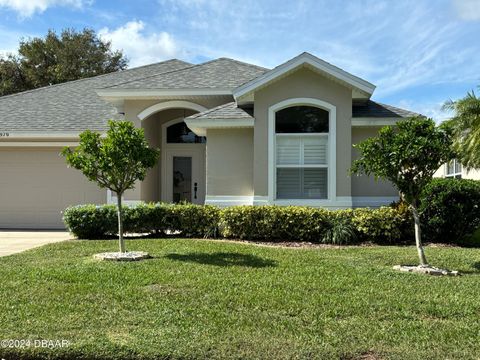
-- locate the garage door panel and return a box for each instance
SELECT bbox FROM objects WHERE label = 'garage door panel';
[0,149,106,229]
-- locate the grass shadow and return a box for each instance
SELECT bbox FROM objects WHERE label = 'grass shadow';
[165,252,277,268]
[473,261,480,271]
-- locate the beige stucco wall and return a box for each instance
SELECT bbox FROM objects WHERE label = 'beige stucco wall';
[351,127,398,197]
[206,128,254,196]
[121,97,232,201]
[435,163,480,180]
[253,67,352,197]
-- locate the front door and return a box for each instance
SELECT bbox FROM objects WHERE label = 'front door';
[163,148,205,204]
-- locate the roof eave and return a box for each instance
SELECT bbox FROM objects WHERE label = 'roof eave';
[185,118,254,136]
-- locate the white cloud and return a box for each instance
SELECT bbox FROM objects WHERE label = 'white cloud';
[453,0,480,20]
[98,20,180,68]
[0,27,30,58]
[0,0,90,18]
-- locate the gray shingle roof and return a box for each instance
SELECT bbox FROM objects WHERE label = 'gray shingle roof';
[0,59,192,132]
[186,102,253,120]
[352,100,420,118]
[186,100,419,123]
[104,58,269,90]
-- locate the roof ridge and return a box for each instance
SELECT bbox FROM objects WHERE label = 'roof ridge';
[100,57,230,89]
[217,57,269,71]
[0,59,191,101]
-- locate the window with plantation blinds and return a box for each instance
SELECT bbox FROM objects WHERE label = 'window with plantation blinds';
[275,106,329,200]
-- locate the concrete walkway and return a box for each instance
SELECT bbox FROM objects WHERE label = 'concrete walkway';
[0,231,72,257]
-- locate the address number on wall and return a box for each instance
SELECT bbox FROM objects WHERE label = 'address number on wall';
[0,132,10,137]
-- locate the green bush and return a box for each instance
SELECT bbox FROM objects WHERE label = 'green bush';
[63,204,118,239]
[350,207,411,244]
[420,178,480,244]
[219,206,331,242]
[170,203,221,238]
[323,216,357,245]
[63,203,220,239]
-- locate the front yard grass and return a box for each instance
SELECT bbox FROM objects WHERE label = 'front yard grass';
[0,239,479,360]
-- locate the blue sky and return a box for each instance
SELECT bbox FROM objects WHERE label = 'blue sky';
[0,0,479,120]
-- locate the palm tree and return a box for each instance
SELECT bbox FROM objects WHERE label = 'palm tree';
[443,88,480,169]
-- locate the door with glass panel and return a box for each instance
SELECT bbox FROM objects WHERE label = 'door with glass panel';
[161,119,206,205]
[164,149,205,204]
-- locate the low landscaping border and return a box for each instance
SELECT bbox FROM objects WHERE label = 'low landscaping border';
[63,179,480,246]
[64,202,411,244]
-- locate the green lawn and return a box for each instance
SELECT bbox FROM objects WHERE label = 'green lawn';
[0,239,479,360]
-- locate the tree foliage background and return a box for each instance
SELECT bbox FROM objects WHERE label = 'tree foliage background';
[0,28,127,96]
[443,87,480,169]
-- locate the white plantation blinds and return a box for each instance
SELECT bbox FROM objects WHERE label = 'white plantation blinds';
[276,136,328,165]
[276,135,328,199]
[277,168,328,199]
[274,105,329,200]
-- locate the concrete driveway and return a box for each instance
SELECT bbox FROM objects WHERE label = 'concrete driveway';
[0,231,72,257]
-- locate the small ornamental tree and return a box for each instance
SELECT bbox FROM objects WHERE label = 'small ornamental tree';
[62,120,159,253]
[351,117,452,265]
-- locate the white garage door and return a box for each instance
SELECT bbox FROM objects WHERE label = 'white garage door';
[0,148,106,229]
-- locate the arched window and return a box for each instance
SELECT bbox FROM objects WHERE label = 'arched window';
[166,121,206,143]
[275,105,329,199]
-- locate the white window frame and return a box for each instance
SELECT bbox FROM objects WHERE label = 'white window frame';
[268,98,337,206]
[445,159,462,179]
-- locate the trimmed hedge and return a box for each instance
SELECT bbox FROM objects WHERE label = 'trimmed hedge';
[420,178,480,244]
[220,206,331,242]
[63,203,220,239]
[63,179,480,245]
[63,203,411,244]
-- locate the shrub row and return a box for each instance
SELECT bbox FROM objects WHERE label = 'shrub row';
[63,179,480,245]
[63,203,411,244]
[63,203,220,240]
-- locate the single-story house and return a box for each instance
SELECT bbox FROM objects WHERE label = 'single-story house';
[0,52,421,229]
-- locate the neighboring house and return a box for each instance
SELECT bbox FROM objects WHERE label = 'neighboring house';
[435,160,480,180]
[0,52,419,229]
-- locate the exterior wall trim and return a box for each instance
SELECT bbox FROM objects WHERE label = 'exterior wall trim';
[267,97,338,207]
[0,141,79,147]
[205,195,253,206]
[185,118,254,136]
[137,100,208,121]
[0,132,81,139]
[106,190,142,205]
[352,117,402,127]
[351,196,399,208]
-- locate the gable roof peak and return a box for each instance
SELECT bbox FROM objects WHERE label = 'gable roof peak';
[233,51,376,102]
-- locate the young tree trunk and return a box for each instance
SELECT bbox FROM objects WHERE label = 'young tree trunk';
[411,204,428,265]
[116,192,126,253]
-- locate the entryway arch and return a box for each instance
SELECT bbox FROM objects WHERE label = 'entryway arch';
[137,100,208,121]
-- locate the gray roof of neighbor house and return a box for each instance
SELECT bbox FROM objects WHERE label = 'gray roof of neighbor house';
[102,58,269,90]
[352,101,421,118]
[0,59,192,132]
[186,100,419,122]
